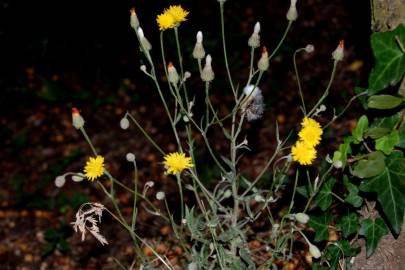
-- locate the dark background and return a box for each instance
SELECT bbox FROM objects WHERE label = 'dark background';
[0,0,372,269]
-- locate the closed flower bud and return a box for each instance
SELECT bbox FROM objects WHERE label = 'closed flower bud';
[332,40,344,61]
[72,174,85,182]
[201,55,215,82]
[295,212,310,224]
[156,191,165,200]
[72,108,85,129]
[286,0,298,21]
[248,22,261,48]
[309,243,322,259]
[258,46,269,71]
[120,117,130,129]
[130,8,139,30]
[192,31,205,59]
[55,175,66,188]
[140,65,147,73]
[137,27,152,51]
[167,62,179,84]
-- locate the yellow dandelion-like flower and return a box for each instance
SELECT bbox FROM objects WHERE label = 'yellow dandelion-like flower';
[163,152,193,175]
[298,117,323,147]
[84,155,105,181]
[156,12,176,31]
[166,5,189,23]
[291,141,317,165]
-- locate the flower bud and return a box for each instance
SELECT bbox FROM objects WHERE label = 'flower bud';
[72,174,85,182]
[126,153,136,162]
[140,65,147,73]
[192,31,205,59]
[286,0,298,21]
[201,55,215,82]
[332,40,344,61]
[333,160,343,169]
[137,27,152,51]
[294,212,310,224]
[258,46,269,71]
[309,243,321,259]
[120,117,130,129]
[167,62,179,84]
[72,108,85,129]
[156,191,165,200]
[248,22,261,48]
[304,44,314,53]
[130,8,139,30]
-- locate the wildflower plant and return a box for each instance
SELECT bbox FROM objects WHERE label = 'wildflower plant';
[55,1,405,270]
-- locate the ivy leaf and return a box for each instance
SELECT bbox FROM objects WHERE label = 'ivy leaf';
[396,124,405,149]
[359,218,388,257]
[368,95,404,110]
[364,127,391,139]
[359,151,405,235]
[343,176,363,207]
[297,185,310,198]
[308,212,333,242]
[375,130,400,155]
[324,240,360,270]
[370,113,401,130]
[333,137,353,169]
[352,151,386,179]
[368,24,405,94]
[352,115,369,143]
[314,178,336,211]
[336,213,359,238]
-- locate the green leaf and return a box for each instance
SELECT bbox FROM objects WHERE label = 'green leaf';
[396,124,405,148]
[370,113,401,130]
[333,137,353,168]
[343,176,363,207]
[314,178,336,211]
[324,240,360,270]
[364,127,391,139]
[336,213,359,238]
[375,130,400,154]
[368,24,405,94]
[352,151,386,179]
[312,264,328,270]
[308,212,333,242]
[352,115,369,143]
[368,95,404,109]
[359,218,388,257]
[359,151,405,234]
[297,185,309,198]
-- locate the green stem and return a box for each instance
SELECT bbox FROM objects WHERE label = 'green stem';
[268,21,293,61]
[293,48,307,115]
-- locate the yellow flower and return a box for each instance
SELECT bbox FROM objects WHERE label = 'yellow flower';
[156,12,176,31]
[163,152,193,175]
[84,155,105,181]
[166,5,189,23]
[291,141,317,165]
[298,117,323,147]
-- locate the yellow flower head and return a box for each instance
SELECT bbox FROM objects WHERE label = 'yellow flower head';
[156,12,176,31]
[163,152,193,175]
[166,5,189,23]
[298,117,323,147]
[291,141,317,165]
[84,155,105,181]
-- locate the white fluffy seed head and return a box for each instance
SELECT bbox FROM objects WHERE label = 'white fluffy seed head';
[243,85,261,97]
[126,153,136,162]
[196,31,203,43]
[156,191,165,200]
[120,117,130,130]
[55,175,66,188]
[254,22,261,34]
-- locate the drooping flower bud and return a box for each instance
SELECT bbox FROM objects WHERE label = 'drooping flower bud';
[72,173,85,182]
[137,27,152,51]
[248,22,261,48]
[126,153,136,162]
[130,8,139,30]
[192,31,206,59]
[72,108,85,129]
[309,243,322,259]
[332,40,344,61]
[55,175,66,188]
[120,117,130,129]
[156,191,165,200]
[167,62,180,84]
[201,55,215,82]
[258,46,269,71]
[294,212,310,224]
[286,0,298,21]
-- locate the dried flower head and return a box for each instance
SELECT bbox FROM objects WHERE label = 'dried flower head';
[241,85,264,121]
[167,62,180,84]
[163,152,193,175]
[84,156,105,181]
[258,46,269,71]
[71,202,108,245]
[72,107,85,129]
[332,40,344,61]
